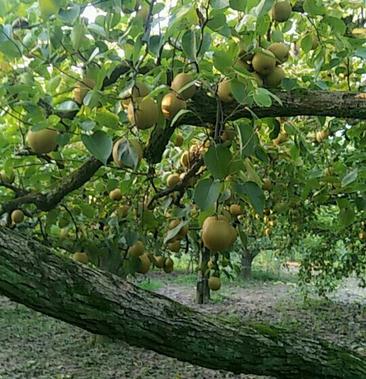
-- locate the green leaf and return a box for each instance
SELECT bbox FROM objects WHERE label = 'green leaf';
[237,120,258,157]
[233,181,265,214]
[58,4,80,24]
[231,79,247,104]
[341,169,358,187]
[211,0,229,9]
[95,109,119,129]
[0,25,22,58]
[204,145,232,180]
[303,0,326,16]
[71,22,87,50]
[164,220,189,244]
[193,178,222,210]
[229,0,247,11]
[253,88,272,107]
[324,16,346,35]
[81,131,112,165]
[182,29,197,61]
[213,50,234,75]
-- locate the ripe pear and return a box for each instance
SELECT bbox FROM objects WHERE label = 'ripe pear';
[167,173,180,188]
[115,205,129,218]
[138,253,151,274]
[315,130,329,143]
[217,78,233,103]
[264,67,285,88]
[27,128,58,154]
[128,240,145,257]
[262,178,272,191]
[252,72,264,87]
[180,151,190,168]
[171,73,196,100]
[112,138,143,168]
[252,50,276,76]
[272,1,292,22]
[202,216,235,252]
[263,227,272,237]
[229,204,242,216]
[109,188,122,201]
[174,134,184,147]
[163,257,174,273]
[131,82,150,99]
[11,209,24,224]
[72,252,89,264]
[208,276,221,291]
[73,77,95,104]
[169,219,180,230]
[359,231,366,241]
[154,256,165,268]
[128,97,158,129]
[221,129,236,142]
[167,240,181,252]
[268,43,290,64]
[0,170,15,184]
[161,92,186,119]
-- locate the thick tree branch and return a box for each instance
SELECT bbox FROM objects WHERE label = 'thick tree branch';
[185,90,366,124]
[0,228,365,379]
[0,157,102,215]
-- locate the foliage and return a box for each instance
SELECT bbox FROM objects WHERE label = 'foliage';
[0,0,365,294]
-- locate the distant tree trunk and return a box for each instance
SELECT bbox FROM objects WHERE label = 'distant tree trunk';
[196,247,210,304]
[241,248,254,280]
[0,228,365,379]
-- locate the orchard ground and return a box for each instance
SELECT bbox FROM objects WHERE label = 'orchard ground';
[1,256,365,379]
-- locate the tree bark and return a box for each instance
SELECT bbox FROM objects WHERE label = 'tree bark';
[0,227,365,379]
[196,248,210,304]
[185,90,366,126]
[241,249,254,280]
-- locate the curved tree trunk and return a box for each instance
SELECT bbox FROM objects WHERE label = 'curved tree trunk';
[241,249,254,280]
[0,228,365,379]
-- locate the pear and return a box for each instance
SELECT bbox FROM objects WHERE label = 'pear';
[27,128,58,154]
[272,1,292,23]
[128,97,158,129]
[252,50,276,76]
[161,92,186,119]
[171,73,196,100]
[268,42,290,64]
[217,78,233,103]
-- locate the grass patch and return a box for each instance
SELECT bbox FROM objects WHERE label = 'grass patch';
[137,278,164,291]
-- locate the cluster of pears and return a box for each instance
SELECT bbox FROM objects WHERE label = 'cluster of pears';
[128,240,174,274]
[126,72,196,130]
[165,219,188,253]
[180,143,205,170]
[201,215,237,252]
[128,240,152,274]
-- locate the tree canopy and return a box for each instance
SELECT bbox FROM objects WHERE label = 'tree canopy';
[0,0,365,293]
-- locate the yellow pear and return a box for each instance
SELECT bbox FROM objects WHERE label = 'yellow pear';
[208,276,221,291]
[264,67,285,87]
[161,92,186,119]
[27,128,58,154]
[112,138,143,168]
[72,252,89,264]
[171,73,196,100]
[167,173,180,188]
[128,240,145,257]
[252,50,276,76]
[138,253,151,274]
[217,78,233,103]
[272,1,292,23]
[268,43,290,64]
[11,209,24,224]
[109,188,122,201]
[128,97,158,129]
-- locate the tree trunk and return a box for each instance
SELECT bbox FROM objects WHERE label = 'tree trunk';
[0,228,365,379]
[241,249,254,280]
[196,248,210,304]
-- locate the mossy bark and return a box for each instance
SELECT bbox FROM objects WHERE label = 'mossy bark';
[0,228,365,378]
